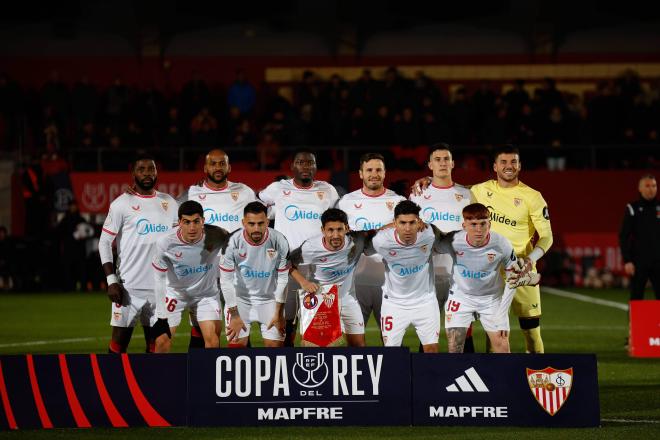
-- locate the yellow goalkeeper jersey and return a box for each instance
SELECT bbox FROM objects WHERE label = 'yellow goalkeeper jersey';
[470,179,553,257]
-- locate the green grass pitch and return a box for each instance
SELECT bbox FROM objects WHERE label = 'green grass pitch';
[0,287,658,439]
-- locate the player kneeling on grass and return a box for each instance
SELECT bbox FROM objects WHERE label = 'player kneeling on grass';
[219,201,290,348]
[151,201,232,352]
[444,203,540,353]
[289,208,373,347]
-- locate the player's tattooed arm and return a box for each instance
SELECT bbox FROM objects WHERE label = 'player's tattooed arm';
[447,327,468,353]
[203,224,234,252]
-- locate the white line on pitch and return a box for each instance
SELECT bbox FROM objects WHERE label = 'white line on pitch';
[543,287,629,311]
[0,337,99,348]
[602,418,660,424]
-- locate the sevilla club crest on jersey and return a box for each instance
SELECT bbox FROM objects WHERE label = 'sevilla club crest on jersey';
[514,198,522,207]
[455,193,464,202]
[161,201,169,211]
[316,191,325,200]
[231,191,239,201]
[266,248,277,259]
[487,253,496,263]
[386,201,395,211]
[526,367,573,416]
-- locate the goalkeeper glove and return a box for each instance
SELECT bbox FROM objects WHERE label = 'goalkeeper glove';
[506,271,541,288]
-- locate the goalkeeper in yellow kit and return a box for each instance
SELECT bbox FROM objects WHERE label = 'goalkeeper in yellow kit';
[414,144,552,353]
[470,145,553,353]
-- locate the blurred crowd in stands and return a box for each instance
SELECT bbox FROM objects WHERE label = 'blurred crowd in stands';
[1,67,659,171]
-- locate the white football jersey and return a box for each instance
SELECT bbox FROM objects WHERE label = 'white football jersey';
[292,232,366,298]
[338,188,406,231]
[219,228,290,305]
[410,183,472,276]
[101,191,177,290]
[258,179,339,249]
[449,230,517,297]
[186,181,256,232]
[152,228,220,299]
[370,227,446,307]
[338,188,405,286]
[409,183,472,232]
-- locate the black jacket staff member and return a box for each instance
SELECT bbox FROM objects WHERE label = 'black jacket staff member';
[619,174,660,300]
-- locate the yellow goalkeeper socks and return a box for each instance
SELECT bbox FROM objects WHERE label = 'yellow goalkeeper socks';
[522,327,544,353]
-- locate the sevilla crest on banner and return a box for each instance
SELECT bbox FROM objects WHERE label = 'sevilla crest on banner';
[526,367,573,416]
[299,284,342,347]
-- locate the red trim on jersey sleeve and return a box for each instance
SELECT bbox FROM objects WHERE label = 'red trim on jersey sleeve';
[152,263,168,272]
[219,266,235,272]
[277,264,291,272]
[360,188,387,198]
[102,228,117,236]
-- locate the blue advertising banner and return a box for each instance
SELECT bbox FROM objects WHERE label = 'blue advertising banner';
[187,347,411,426]
[411,354,599,427]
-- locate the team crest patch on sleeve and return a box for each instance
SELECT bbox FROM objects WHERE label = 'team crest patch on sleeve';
[386,201,395,210]
[513,198,522,207]
[231,191,239,201]
[487,253,496,263]
[161,201,169,211]
[266,248,277,259]
[316,191,325,200]
[526,367,573,416]
[454,193,464,202]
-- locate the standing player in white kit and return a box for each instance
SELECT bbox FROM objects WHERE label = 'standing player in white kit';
[99,155,178,353]
[337,153,405,332]
[409,144,473,351]
[181,148,256,348]
[258,149,339,345]
[444,203,540,353]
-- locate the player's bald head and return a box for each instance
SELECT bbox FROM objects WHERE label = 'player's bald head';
[206,149,229,164]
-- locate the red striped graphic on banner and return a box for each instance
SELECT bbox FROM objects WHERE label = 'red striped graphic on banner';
[120,354,170,427]
[58,354,91,428]
[0,360,17,430]
[26,355,53,428]
[89,354,128,427]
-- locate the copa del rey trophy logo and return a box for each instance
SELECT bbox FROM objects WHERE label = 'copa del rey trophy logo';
[526,367,573,416]
[299,284,342,347]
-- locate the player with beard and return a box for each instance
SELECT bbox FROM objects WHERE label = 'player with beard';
[99,155,178,353]
[337,153,405,335]
[258,149,339,346]
[180,149,256,348]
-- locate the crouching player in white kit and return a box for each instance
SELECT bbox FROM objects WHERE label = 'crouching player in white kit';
[151,201,232,352]
[444,203,540,353]
[288,208,371,347]
[368,200,451,352]
[219,201,290,347]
